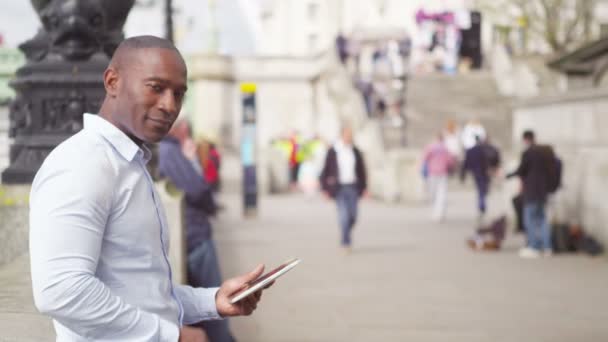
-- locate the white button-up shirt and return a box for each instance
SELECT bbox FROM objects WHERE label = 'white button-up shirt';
[334,140,356,185]
[29,114,220,341]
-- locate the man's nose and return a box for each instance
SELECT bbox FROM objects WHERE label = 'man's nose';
[158,90,178,117]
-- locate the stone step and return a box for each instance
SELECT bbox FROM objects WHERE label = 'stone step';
[405,71,512,150]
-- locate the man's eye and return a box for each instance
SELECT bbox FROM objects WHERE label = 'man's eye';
[149,84,163,93]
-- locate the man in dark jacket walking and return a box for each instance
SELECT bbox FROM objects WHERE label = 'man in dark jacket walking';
[461,136,490,223]
[320,126,367,254]
[507,130,554,258]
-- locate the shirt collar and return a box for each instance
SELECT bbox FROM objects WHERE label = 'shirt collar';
[83,113,142,163]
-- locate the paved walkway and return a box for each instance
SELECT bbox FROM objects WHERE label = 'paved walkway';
[0,254,53,342]
[214,190,608,342]
[1,189,608,341]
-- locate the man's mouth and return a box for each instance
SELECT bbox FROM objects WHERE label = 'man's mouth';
[148,118,172,129]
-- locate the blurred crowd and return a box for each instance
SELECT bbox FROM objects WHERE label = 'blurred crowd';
[420,120,603,258]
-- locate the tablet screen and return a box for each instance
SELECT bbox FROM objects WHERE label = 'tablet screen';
[230,258,300,304]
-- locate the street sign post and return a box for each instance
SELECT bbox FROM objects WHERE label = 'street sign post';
[241,82,258,217]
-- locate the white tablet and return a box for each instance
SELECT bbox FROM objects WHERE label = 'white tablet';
[229,258,301,304]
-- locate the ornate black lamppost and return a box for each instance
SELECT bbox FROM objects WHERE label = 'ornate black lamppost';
[2,0,134,183]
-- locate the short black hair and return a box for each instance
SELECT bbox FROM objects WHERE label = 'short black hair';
[117,35,178,53]
[523,130,535,141]
[109,35,183,70]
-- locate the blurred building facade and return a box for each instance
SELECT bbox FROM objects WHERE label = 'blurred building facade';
[120,0,479,57]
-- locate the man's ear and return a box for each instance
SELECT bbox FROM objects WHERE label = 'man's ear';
[103,67,119,98]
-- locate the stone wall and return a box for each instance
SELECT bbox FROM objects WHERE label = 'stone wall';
[0,183,188,283]
[0,185,30,266]
[0,105,9,172]
[512,88,608,245]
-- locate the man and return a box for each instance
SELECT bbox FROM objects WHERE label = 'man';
[159,120,234,342]
[29,36,265,341]
[461,119,486,151]
[422,133,455,222]
[320,126,367,253]
[461,136,490,224]
[507,130,554,258]
[335,33,348,65]
[288,130,301,191]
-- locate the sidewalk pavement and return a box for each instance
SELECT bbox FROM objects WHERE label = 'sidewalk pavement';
[214,190,608,342]
[1,188,607,341]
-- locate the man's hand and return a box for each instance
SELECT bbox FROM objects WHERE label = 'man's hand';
[216,264,266,317]
[179,326,208,342]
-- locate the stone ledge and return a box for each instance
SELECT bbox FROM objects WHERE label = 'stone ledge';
[0,185,30,267]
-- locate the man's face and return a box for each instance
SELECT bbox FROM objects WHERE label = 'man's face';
[112,48,187,144]
[342,128,353,145]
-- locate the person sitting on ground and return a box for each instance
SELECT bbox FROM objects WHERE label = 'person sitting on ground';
[467,216,507,251]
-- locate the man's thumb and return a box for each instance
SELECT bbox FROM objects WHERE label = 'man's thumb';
[238,264,265,285]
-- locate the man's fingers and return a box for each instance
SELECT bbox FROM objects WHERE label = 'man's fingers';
[239,298,255,315]
[254,290,262,302]
[239,264,264,285]
[225,264,265,295]
[263,280,275,290]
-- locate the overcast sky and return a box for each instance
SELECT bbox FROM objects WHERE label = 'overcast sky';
[0,0,253,55]
[0,2,39,47]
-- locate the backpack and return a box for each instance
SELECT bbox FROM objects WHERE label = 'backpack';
[549,157,563,193]
[482,143,500,168]
[540,145,562,193]
[538,145,563,194]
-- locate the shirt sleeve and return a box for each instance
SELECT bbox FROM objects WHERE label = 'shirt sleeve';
[29,158,179,341]
[174,285,222,324]
[508,150,530,179]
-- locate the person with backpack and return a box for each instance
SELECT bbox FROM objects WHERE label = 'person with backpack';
[482,136,501,176]
[460,136,491,225]
[507,130,561,258]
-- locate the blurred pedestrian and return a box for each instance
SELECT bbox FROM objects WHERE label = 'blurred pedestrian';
[443,119,463,163]
[320,126,368,254]
[507,130,556,258]
[197,139,222,193]
[461,119,486,151]
[288,130,301,191]
[482,136,501,177]
[160,120,235,342]
[461,136,490,224]
[422,133,455,222]
[336,33,348,65]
